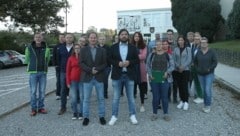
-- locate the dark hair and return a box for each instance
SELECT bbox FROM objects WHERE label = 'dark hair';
[118,29,129,36]
[87,31,98,39]
[131,32,146,49]
[167,29,174,33]
[176,35,186,47]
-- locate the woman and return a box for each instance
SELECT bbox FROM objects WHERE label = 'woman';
[172,35,192,110]
[131,32,148,112]
[194,37,217,113]
[146,41,174,121]
[66,44,83,120]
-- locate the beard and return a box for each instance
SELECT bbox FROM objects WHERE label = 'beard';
[120,37,128,43]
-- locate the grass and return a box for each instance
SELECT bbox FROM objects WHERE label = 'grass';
[209,40,240,52]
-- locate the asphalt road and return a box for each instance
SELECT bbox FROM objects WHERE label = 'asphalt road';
[0,66,240,136]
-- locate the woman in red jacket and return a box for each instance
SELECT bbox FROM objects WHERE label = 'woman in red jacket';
[66,44,83,120]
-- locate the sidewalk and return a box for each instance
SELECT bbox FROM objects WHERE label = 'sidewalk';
[215,63,240,95]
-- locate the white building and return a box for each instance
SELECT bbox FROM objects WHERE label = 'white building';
[117,8,176,40]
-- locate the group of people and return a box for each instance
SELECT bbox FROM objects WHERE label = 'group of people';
[24,28,218,126]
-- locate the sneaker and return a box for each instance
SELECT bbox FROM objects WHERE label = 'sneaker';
[202,106,211,113]
[163,114,171,121]
[99,117,106,125]
[30,110,37,116]
[109,116,118,126]
[82,118,90,126]
[58,108,66,115]
[140,106,145,112]
[56,96,60,100]
[78,113,83,120]
[177,101,184,109]
[38,108,47,114]
[183,102,189,110]
[193,98,204,104]
[151,114,158,121]
[72,113,78,120]
[130,115,138,125]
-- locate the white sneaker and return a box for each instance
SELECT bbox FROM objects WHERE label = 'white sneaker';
[177,101,184,109]
[202,106,211,113]
[130,115,138,125]
[193,98,204,104]
[140,106,145,112]
[109,116,118,126]
[56,96,60,100]
[183,102,189,110]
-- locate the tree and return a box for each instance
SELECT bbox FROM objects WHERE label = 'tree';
[227,0,240,39]
[0,0,68,32]
[171,0,223,42]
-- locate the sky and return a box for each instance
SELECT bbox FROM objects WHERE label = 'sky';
[61,0,171,33]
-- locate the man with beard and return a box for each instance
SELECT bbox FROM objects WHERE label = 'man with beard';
[108,29,140,125]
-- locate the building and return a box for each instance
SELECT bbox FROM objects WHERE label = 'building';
[117,8,176,41]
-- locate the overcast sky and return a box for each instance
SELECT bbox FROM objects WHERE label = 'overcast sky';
[62,0,171,33]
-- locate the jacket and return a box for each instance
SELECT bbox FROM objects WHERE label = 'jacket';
[25,41,50,73]
[66,55,82,85]
[173,47,192,71]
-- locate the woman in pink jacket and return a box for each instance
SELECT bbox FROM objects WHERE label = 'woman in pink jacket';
[66,44,83,120]
[131,32,148,112]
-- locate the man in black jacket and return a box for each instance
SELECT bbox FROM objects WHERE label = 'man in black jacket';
[108,29,139,125]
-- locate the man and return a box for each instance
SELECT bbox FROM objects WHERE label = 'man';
[58,33,74,115]
[108,29,139,125]
[186,32,195,48]
[80,32,107,126]
[25,33,50,116]
[148,32,161,54]
[98,35,111,99]
[52,34,65,100]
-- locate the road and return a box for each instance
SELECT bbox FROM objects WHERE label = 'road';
[0,66,56,117]
[0,67,240,135]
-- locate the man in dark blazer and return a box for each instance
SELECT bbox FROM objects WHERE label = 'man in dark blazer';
[80,32,107,126]
[108,29,140,125]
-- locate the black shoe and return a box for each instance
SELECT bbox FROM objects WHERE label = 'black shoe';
[78,113,83,120]
[82,118,89,126]
[58,108,66,115]
[72,113,78,120]
[99,117,106,125]
[158,105,162,109]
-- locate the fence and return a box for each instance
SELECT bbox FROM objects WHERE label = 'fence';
[213,48,240,68]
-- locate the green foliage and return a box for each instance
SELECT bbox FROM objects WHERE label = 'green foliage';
[171,0,223,42]
[209,40,240,52]
[0,0,67,32]
[227,0,240,39]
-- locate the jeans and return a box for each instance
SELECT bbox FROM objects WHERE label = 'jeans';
[198,73,214,106]
[60,72,67,109]
[151,81,170,114]
[112,74,136,117]
[83,78,105,118]
[55,67,61,96]
[103,67,111,97]
[70,81,83,114]
[29,72,47,110]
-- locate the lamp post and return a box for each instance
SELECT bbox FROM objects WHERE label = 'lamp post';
[65,0,68,33]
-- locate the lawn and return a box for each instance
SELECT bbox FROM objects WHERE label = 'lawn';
[209,40,240,52]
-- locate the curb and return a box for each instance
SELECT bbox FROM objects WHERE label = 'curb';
[215,75,240,97]
[0,90,55,119]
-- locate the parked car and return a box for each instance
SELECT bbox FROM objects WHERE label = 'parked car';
[5,50,25,65]
[0,50,21,69]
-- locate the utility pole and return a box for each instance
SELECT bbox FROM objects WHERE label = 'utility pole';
[82,0,84,34]
[65,0,68,33]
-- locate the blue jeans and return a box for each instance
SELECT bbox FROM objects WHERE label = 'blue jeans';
[112,74,136,117]
[70,81,83,114]
[60,72,67,109]
[151,80,170,114]
[29,72,47,110]
[198,73,214,106]
[83,78,105,118]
